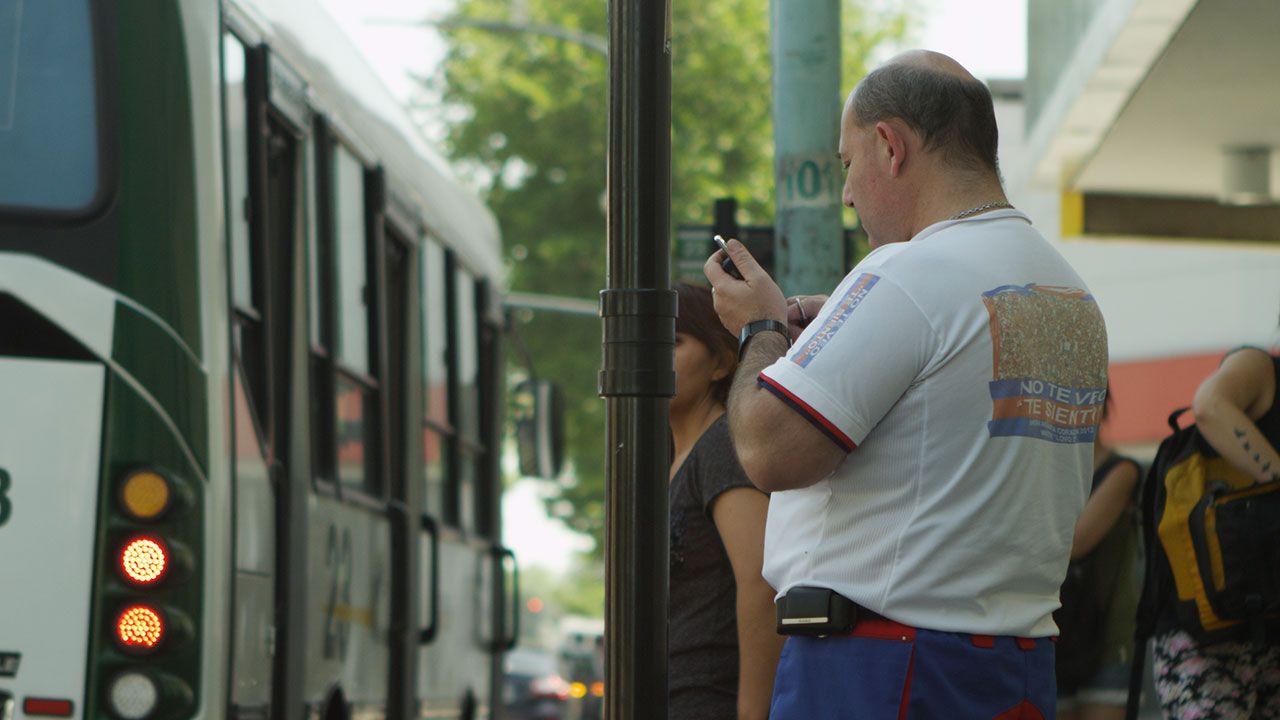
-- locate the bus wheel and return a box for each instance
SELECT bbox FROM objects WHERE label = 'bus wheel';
[321,688,349,720]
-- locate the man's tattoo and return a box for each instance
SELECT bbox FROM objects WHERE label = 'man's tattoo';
[1234,428,1246,438]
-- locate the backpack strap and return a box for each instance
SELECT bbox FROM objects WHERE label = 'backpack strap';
[1125,426,1182,720]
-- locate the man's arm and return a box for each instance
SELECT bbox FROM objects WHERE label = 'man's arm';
[727,331,847,493]
[703,239,848,492]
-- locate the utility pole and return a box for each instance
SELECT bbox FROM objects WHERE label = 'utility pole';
[771,1,844,296]
[600,0,673,719]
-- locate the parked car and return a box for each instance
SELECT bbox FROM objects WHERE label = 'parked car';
[503,648,570,720]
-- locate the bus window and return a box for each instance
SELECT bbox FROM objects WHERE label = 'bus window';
[455,268,484,533]
[223,32,252,312]
[0,0,101,213]
[329,143,379,495]
[223,29,270,443]
[420,239,451,518]
[333,147,370,376]
[383,230,410,493]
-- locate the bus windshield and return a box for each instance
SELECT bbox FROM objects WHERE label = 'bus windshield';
[0,0,101,213]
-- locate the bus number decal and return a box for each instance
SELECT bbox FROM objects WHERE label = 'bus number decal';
[323,525,354,660]
[0,468,11,527]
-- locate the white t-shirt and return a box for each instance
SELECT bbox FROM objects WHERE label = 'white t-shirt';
[759,210,1108,637]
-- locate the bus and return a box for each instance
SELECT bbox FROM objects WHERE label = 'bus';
[0,1,521,718]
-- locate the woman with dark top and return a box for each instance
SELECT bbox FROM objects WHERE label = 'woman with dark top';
[1152,345,1280,718]
[668,281,783,720]
[1057,392,1142,720]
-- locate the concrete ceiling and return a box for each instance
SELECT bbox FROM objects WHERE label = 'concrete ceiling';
[1075,0,1280,199]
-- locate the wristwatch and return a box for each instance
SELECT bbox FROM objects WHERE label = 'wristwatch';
[738,319,791,359]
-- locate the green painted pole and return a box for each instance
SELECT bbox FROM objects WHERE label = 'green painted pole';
[771,0,844,296]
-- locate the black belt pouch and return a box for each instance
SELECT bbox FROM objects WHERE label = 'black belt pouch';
[776,586,856,636]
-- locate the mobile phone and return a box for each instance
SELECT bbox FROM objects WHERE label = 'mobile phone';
[713,234,743,280]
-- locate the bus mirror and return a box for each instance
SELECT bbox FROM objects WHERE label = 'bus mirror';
[513,379,564,478]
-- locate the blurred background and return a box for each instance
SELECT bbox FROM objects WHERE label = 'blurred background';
[323,0,1279,619]
[323,0,1279,715]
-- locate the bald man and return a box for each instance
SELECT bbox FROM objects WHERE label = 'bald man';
[705,51,1109,718]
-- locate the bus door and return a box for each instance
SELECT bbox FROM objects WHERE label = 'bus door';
[223,31,308,718]
[415,250,518,719]
[302,122,393,718]
[380,206,414,720]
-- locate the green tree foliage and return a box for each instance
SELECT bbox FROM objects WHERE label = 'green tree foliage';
[428,0,915,554]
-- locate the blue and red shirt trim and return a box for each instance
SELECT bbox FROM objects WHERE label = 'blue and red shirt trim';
[758,374,857,452]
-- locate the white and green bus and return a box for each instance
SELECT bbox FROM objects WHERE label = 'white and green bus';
[0,1,522,718]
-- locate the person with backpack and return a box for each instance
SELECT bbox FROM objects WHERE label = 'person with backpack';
[1057,393,1143,720]
[1151,345,1280,718]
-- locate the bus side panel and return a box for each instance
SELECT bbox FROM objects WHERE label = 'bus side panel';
[302,495,392,711]
[417,538,494,718]
[0,359,106,720]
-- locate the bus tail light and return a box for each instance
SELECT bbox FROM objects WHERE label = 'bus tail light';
[118,470,172,521]
[120,536,168,585]
[22,698,74,717]
[107,672,158,720]
[115,606,164,653]
[105,669,193,720]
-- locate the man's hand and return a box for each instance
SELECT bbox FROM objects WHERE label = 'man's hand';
[703,238,788,336]
[785,294,828,342]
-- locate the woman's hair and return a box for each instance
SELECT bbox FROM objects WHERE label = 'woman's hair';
[674,281,738,406]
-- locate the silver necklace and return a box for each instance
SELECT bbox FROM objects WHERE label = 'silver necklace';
[949,200,1012,220]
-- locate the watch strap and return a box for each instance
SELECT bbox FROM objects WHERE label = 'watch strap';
[738,319,790,359]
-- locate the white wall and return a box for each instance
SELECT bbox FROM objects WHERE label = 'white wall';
[996,91,1280,362]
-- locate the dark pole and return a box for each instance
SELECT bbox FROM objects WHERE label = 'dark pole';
[600,0,673,717]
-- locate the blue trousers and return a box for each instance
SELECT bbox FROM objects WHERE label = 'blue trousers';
[770,619,1056,719]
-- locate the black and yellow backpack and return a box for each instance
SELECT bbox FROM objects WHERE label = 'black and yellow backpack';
[1125,407,1280,718]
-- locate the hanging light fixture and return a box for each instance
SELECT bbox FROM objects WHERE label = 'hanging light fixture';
[1221,146,1273,206]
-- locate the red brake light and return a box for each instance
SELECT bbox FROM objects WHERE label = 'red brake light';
[22,698,74,717]
[116,606,164,652]
[120,536,168,585]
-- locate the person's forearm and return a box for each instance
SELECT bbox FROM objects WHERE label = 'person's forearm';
[727,331,845,491]
[1070,462,1139,559]
[1196,396,1280,483]
[736,581,785,720]
[728,332,789,419]
[728,331,791,490]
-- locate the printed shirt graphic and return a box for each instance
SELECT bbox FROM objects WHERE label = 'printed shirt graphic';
[791,273,880,369]
[757,268,925,453]
[983,284,1108,444]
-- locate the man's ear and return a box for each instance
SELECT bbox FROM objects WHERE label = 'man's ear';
[875,120,909,178]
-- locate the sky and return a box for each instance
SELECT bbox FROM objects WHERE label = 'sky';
[319,0,1026,572]
[321,0,1027,107]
